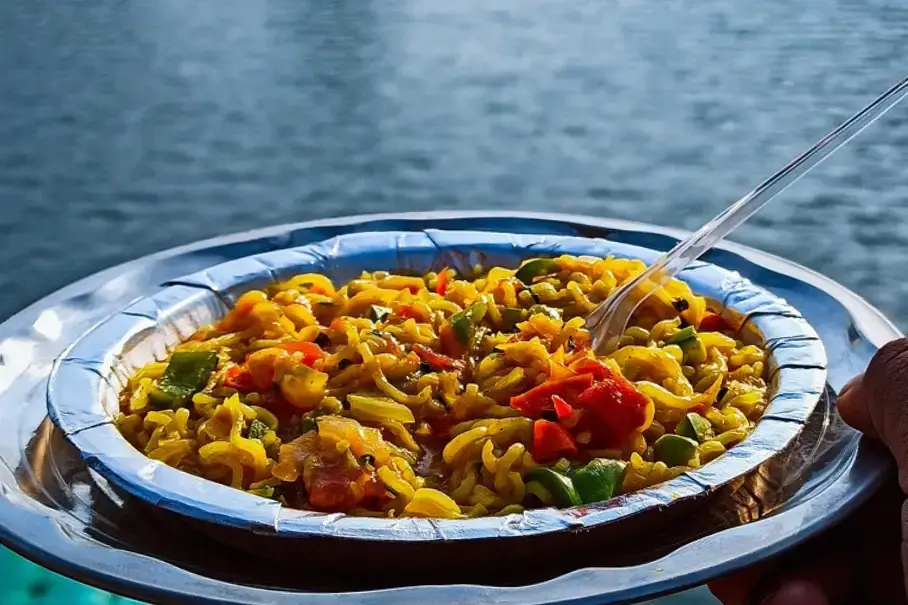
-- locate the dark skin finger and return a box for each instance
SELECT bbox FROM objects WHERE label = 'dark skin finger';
[710,338,908,605]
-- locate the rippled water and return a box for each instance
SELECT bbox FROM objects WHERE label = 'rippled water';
[1,0,906,602]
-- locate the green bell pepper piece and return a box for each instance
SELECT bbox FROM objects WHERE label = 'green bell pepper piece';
[499,306,528,331]
[570,458,628,504]
[666,326,697,345]
[528,304,562,321]
[368,305,392,322]
[524,466,580,508]
[653,434,699,466]
[675,412,715,443]
[148,351,219,410]
[515,259,559,284]
[450,301,488,344]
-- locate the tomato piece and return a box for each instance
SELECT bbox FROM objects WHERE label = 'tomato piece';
[278,341,324,366]
[552,394,574,422]
[577,377,651,447]
[413,344,461,370]
[307,471,360,512]
[436,269,450,296]
[510,374,594,417]
[699,312,731,333]
[439,323,466,358]
[570,358,613,380]
[223,365,257,392]
[533,419,578,462]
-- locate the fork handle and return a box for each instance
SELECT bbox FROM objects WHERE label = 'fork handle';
[587,74,908,330]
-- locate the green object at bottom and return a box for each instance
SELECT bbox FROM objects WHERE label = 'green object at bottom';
[0,546,716,604]
[0,546,142,605]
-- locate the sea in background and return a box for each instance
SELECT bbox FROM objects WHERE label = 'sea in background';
[1,0,906,603]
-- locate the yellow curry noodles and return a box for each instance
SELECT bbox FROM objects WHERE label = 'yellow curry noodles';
[116,255,768,518]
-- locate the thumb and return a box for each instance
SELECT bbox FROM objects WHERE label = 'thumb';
[837,338,908,490]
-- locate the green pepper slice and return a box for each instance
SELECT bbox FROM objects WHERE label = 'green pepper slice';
[368,305,392,322]
[666,326,697,344]
[653,434,699,466]
[451,301,488,344]
[524,466,580,508]
[515,259,559,284]
[528,304,563,321]
[148,351,219,410]
[570,458,628,504]
[499,306,528,331]
[675,412,715,443]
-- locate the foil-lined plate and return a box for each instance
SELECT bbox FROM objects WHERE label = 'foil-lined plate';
[0,212,895,604]
[47,230,826,545]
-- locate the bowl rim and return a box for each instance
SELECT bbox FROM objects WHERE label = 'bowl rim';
[46,229,828,542]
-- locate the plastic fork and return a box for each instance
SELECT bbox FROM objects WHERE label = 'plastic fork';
[586,74,908,354]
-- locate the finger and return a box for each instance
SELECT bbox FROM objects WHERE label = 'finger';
[709,562,772,605]
[837,374,879,439]
[859,338,908,491]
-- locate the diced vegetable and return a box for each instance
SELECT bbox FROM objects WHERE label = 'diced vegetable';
[248,486,275,498]
[499,306,528,331]
[528,304,562,321]
[571,459,627,504]
[510,374,594,416]
[412,344,460,371]
[524,467,580,507]
[675,412,715,443]
[552,458,572,474]
[653,434,698,466]
[368,305,392,322]
[404,488,463,518]
[570,358,613,380]
[679,336,707,364]
[533,419,578,461]
[699,312,731,332]
[247,419,269,440]
[666,326,697,345]
[552,394,574,422]
[436,268,450,296]
[277,341,325,366]
[279,365,328,409]
[450,301,488,344]
[148,351,219,410]
[224,365,256,392]
[515,259,559,284]
[347,393,416,424]
[576,377,653,445]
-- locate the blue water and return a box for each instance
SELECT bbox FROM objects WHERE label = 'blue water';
[1,0,907,603]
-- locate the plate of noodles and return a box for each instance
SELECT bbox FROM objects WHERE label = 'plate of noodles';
[47,229,826,548]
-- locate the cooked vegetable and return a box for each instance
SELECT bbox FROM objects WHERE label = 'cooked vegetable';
[515,258,560,284]
[676,412,715,443]
[533,419,578,461]
[653,434,698,466]
[247,419,269,440]
[571,459,627,504]
[666,326,697,345]
[148,351,219,410]
[499,306,528,331]
[369,305,392,322]
[528,304,562,320]
[524,466,580,507]
[450,301,488,344]
[510,374,594,416]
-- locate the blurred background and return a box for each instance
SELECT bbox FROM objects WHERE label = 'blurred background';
[1,0,905,603]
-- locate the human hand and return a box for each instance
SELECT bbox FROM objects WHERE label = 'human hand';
[709,338,908,605]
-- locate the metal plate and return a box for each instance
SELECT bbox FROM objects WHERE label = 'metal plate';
[0,212,897,604]
[47,230,825,544]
